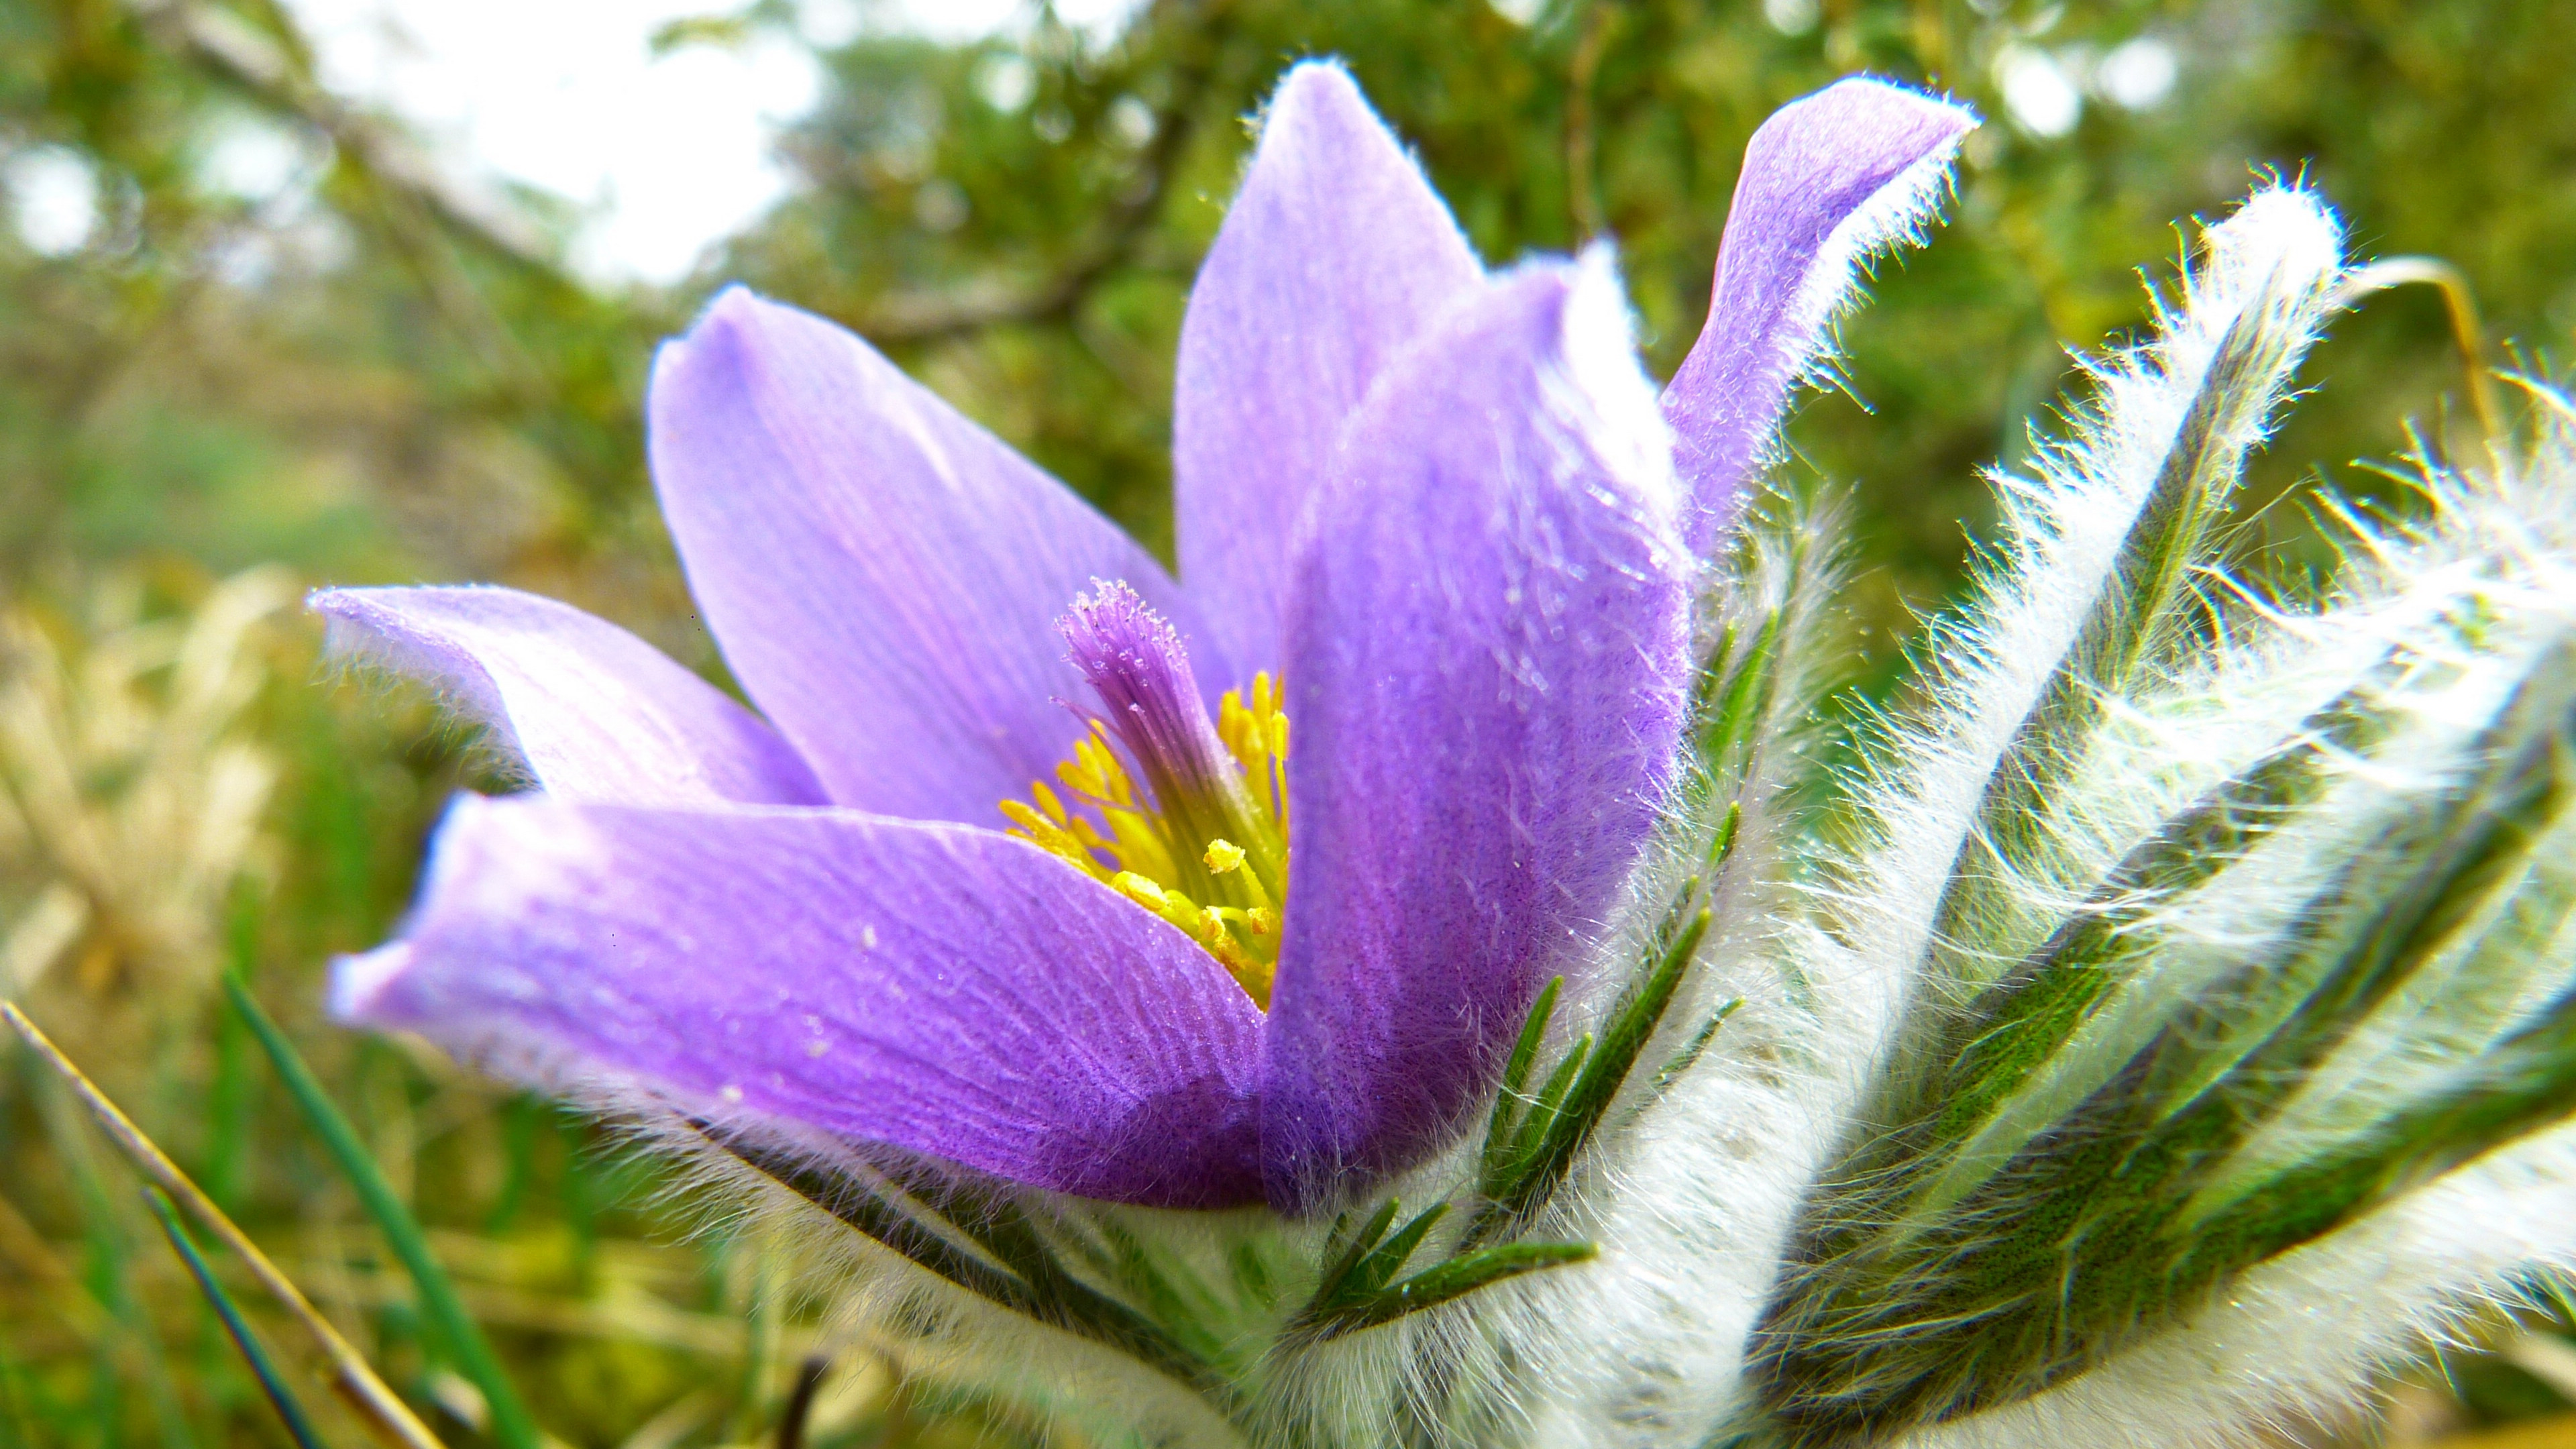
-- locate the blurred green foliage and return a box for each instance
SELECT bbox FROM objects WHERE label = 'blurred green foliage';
[0,1,2571,1446]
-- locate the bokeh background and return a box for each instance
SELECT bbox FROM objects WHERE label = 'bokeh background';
[2,1,2573,1446]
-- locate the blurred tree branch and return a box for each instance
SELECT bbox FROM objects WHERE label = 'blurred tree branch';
[1564,0,1616,240]
[121,0,561,271]
[846,0,1232,343]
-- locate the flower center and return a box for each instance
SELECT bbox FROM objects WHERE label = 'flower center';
[999,581,1291,1007]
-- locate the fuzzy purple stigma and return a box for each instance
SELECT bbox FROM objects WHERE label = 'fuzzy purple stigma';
[994,581,1292,1004]
[1058,582,1272,879]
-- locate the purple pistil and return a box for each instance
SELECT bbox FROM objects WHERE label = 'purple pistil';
[1059,581,1281,896]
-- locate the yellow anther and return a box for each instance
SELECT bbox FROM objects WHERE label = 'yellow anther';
[1002,797,1111,880]
[1102,812,1179,886]
[1114,871,1246,989]
[1030,780,1073,825]
[1001,671,1293,1010]
[1060,735,1115,802]
[1116,871,1197,931]
[1112,871,1171,910]
[1195,908,1275,1008]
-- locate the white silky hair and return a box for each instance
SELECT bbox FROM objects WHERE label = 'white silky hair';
[315,600,543,795]
[1780,110,1974,411]
[1485,182,2576,1448]
[322,172,2576,1449]
[1899,1121,2576,1449]
[1831,181,2345,1040]
[1482,490,1863,1449]
[642,339,2576,1449]
[1881,395,2576,1449]
[1453,186,2343,1446]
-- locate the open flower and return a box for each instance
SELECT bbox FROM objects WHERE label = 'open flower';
[316,64,1971,1216]
[307,62,2576,1449]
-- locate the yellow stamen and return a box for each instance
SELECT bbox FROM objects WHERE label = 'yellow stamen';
[1109,872,1271,1006]
[1001,671,1293,1010]
[1112,870,1175,914]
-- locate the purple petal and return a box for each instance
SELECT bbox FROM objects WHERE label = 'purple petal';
[1260,254,1692,1208]
[312,585,825,807]
[335,797,1266,1208]
[649,288,1218,824]
[1662,76,1974,551]
[1172,60,1484,680]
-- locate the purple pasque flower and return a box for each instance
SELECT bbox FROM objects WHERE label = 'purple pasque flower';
[317,64,1971,1214]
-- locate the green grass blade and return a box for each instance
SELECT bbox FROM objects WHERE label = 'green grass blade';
[144,1190,325,1449]
[223,975,537,1449]
[206,892,264,1212]
[23,1046,199,1449]
[732,1239,777,1447]
[2,1002,444,1449]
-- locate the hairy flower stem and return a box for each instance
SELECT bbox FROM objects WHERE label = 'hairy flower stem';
[1927,258,2332,991]
[1752,635,2576,1440]
[1718,191,2383,1447]
[1907,658,2407,1207]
